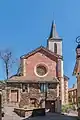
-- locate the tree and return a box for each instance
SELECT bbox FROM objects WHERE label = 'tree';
[0,49,15,79]
[15,58,23,76]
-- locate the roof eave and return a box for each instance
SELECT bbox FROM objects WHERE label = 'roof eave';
[20,46,62,59]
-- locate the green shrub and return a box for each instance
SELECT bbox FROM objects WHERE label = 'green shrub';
[62,104,74,113]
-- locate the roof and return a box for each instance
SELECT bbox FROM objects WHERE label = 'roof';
[20,46,62,59]
[64,75,69,80]
[49,20,61,40]
[7,76,59,84]
[68,87,77,92]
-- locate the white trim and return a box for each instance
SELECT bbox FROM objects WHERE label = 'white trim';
[23,59,26,76]
[34,62,49,77]
[27,84,29,93]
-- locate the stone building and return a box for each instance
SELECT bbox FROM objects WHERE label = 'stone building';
[68,84,77,105]
[6,21,68,112]
[64,75,69,104]
[73,42,80,107]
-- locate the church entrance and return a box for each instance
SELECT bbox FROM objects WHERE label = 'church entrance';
[45,100,55,112]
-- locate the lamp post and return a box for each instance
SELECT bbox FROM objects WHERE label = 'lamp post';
[0,92,2,120]
[75,36,80,107]
[74,36,80,117]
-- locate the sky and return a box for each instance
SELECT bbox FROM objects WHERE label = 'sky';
[0,0,79,87]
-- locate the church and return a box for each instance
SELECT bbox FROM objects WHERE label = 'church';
[6,21,69,113]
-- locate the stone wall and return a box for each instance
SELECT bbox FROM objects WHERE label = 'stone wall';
[19,86,57,108]
[7,83,57,109]
[64,80,68,104]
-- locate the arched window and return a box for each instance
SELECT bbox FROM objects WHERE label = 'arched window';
[54,43,57,54]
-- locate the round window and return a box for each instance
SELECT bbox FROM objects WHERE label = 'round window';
[36,65,47,76]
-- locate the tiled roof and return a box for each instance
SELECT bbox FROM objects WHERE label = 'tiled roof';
[68,87,77,91]
[7,75,59,84]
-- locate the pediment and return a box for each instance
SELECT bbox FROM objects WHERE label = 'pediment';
[21,46,62,61]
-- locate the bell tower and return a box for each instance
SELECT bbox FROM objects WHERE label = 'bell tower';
[47,21,65,105]
[47,20,62,56]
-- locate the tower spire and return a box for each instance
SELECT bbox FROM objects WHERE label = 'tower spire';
[49,20,60,39]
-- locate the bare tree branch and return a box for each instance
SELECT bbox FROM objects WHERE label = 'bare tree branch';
[0,49,15,79]
[15,59,23,76]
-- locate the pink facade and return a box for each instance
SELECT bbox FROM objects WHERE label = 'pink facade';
[22,50,57,79]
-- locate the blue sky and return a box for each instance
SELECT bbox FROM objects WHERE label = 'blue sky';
[0,0,79,87]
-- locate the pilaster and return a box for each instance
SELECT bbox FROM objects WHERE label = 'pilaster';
[23,59,27,76]
[58,59,64,105]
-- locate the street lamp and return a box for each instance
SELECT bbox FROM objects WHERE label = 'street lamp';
[0,92,2,120]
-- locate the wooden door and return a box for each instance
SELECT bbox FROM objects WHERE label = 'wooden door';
[50,101,55,112]
[45,100,55,112]
[11,90,18,102]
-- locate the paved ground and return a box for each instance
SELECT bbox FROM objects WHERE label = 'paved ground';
[23,113,78,120]
[2,106,22,120]
[2,106,78,120]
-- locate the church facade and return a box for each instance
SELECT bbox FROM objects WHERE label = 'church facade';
[6,21,68,112]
